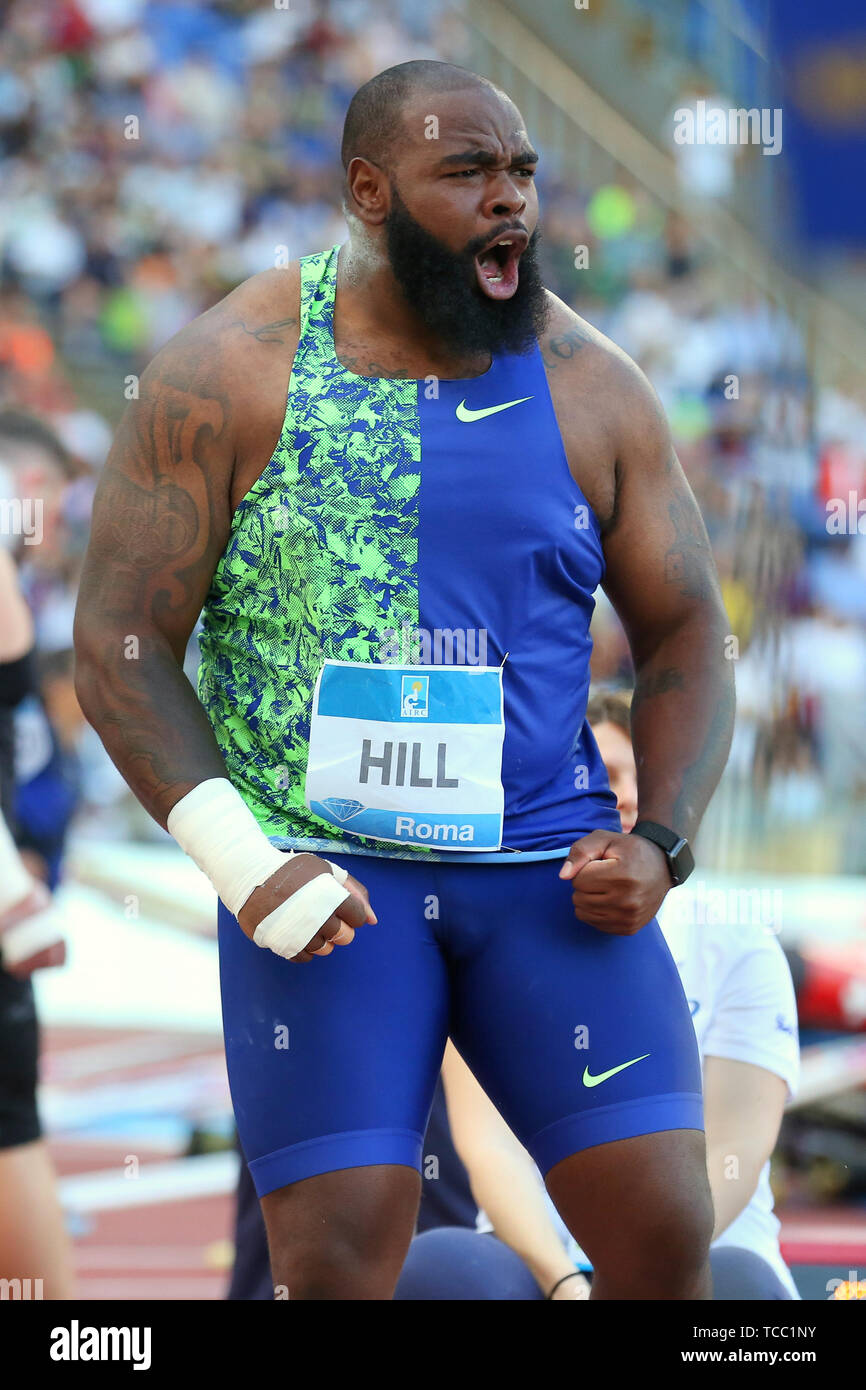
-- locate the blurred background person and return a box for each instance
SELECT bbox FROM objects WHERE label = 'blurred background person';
[587,689,800,1300]
[0,546,73,1299]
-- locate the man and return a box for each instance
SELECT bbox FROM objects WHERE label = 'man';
[0,547,72,1299]
[74,60,735,1300]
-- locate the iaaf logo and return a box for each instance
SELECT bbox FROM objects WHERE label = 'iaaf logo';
[401,675,429,718]
[673,100,783,156]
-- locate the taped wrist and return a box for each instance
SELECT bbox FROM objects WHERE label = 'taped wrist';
[167,778,292,916]
[166,778,351,957]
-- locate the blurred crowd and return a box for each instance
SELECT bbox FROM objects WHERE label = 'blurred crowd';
[1,0,864,870]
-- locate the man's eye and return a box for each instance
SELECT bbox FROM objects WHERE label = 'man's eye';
[446,167,534,179]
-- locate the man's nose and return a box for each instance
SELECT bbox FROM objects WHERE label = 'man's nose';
[484,174,526,220]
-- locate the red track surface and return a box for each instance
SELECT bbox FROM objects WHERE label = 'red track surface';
[43,1025,234,1301]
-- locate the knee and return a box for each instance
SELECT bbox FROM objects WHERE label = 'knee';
[262,1166,420,1300]
[648,1194,714,1293]
[592,1186,714,1297]
[270,1231,394,1300]
[628,1188,715,1295]
[268,1207,416,1300]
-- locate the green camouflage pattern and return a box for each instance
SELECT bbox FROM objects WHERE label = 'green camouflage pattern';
[197,244,427,856]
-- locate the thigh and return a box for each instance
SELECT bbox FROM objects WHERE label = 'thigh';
[394,1228,545,1301]
[710,1245,795,1300]
[446,859,704,1172]
[218,854,450,1197]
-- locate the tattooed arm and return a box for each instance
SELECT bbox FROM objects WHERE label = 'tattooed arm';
[73,329,235,826]
[73,272,299,828]
[599,364,734,842]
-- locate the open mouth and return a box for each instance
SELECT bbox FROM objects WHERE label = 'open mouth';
[474,231,528,300]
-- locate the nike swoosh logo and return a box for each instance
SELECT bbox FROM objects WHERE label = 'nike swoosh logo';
[582,1053,651,1088]
[455,395,533,422]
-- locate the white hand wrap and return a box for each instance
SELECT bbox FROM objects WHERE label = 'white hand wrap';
[252,871,350,959]
[0,812,34,916]
[166,778,352,959]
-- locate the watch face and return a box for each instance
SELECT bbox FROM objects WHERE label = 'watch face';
[633,823,693,883]
[669,837,694,884]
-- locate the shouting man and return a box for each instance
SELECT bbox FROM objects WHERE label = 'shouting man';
[74,60,735,1300]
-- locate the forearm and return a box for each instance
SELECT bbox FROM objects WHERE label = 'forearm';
[465,1144,576,1295]
[629,611,735,841]
[706,1142,763,1240]
[74,621,228,828]
[703,1061,788,1242]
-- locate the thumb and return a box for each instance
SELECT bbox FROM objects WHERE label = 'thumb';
[344,874,378,925]
[559,830,619,880]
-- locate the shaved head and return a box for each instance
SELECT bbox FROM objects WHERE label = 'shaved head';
[340,60,502,173]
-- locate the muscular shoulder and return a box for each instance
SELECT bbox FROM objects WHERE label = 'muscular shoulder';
[539,291,672,522]
[214,263,302,354]
[139,263,301,400]
[130,264,302,503]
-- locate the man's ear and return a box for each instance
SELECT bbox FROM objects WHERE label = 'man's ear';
[345,156,390,226]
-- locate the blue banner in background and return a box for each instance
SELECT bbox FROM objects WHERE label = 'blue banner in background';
[767,0,866,247]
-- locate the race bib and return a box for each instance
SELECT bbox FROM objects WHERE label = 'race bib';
[305,660,505,851]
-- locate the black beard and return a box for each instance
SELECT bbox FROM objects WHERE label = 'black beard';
[384,187,549,358]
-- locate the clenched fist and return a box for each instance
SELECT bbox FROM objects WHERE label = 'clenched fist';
[559,829,671,935]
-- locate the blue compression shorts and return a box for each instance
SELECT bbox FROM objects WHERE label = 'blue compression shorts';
[218,854,704,1198]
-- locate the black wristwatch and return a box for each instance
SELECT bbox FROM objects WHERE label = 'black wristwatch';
[630,820,695,886]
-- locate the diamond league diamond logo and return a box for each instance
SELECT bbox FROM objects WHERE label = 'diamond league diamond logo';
[321,797,367,823]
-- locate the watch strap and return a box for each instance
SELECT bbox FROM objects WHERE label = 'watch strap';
[630,820,694,884]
